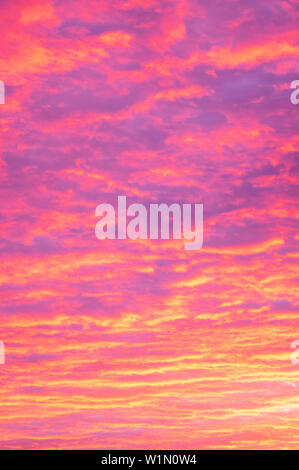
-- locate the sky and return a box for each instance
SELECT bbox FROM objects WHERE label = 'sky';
[0,0,298,450]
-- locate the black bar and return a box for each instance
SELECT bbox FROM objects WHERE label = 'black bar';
[0,450,297,467]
